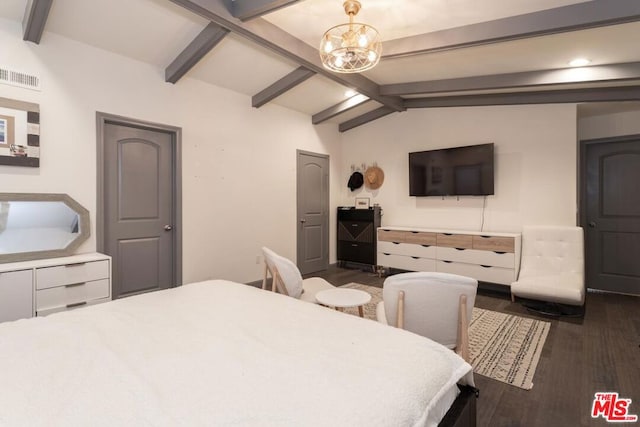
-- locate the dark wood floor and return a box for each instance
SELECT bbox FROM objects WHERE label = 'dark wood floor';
[305,265,640,427]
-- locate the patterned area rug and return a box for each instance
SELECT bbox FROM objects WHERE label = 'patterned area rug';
[340,283,550,390]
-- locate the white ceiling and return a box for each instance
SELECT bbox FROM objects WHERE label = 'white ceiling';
[1,0,639,126]
[263,0,590,47]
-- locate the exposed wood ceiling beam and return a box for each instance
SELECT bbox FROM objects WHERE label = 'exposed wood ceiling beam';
[22,0,53,44]
[382,0,640,59]
[166,22,229,84]
[169,0,405,112]
[403,86,640,109]
[224,0,303,22]
[339,107,396,133]
[312,94,370,125]
[381,62,640,96]
[252,66,315,108]
[341,85,640,131]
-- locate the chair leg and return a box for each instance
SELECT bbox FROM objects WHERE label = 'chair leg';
[396,291,405,330]
[262,263,268,290]
[456,294,470,363]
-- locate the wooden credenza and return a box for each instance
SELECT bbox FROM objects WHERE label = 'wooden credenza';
[377,227,521,286]
[0,252,112,323]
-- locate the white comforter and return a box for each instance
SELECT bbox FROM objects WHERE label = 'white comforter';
[0,280,473,426]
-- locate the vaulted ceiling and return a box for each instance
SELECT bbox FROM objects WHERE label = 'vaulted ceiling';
[3,0,640,131]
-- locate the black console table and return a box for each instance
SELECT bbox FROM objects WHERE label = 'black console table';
[337,206,382,267]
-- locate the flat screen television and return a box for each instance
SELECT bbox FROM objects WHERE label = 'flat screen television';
[409,143,494,196]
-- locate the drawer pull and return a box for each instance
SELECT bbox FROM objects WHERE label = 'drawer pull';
[66,301,87,309]
[494,251,507,255]
[480,265,492,268]
[480,235,491,239]
[421,244,431,248]
[443,233,453,236]
[411,231,419,234]
[455,247,466,251]
[351,224,358,227]
[392,242,400,245]
[383,253,390,256]
[65,282,86,288]
[351,244,358,247]
[411,256,420,259]
[442,260,453,264]
[65,262,87,268]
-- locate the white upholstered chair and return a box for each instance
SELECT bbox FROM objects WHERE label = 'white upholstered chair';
[261,247,335,303]
[376,272,478,362]
[510,225,585,306]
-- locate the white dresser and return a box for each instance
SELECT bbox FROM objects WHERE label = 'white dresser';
[0,253,112,323]
[377,227,521,286]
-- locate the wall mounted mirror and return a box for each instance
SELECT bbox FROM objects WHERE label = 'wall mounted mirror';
[0,193,90,263]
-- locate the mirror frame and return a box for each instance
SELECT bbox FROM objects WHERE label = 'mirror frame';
[0,193,90,263]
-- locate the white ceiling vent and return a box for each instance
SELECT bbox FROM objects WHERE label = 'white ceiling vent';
[0,66,41,91]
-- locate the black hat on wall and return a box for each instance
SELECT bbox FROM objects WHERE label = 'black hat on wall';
[347,171,364,191]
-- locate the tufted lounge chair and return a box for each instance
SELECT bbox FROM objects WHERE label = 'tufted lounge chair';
[510,225,585,310]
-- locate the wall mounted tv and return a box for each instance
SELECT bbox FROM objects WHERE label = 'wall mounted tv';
[409,143,494,196]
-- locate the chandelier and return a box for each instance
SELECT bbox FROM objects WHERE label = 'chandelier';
[319,1,381,73]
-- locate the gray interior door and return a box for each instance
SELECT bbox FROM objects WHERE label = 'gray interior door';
[584,136,640,295]
[297,151,329,275]
[104,123,175,299]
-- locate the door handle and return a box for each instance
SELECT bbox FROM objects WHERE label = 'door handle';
[300,219,306,223]
[589,222,596,228]
[164,225,173,231]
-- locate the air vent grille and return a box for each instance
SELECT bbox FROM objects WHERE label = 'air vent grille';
[0,66,41,91]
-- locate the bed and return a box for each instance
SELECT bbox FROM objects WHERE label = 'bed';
[0,280,476,426]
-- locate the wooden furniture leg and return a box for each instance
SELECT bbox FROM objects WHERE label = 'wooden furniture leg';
[456,294,470,363]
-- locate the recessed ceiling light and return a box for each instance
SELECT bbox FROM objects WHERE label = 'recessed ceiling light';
[345,89,357,97]
[569,58,591,67]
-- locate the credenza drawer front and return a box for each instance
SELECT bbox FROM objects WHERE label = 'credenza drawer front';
[377,253,436,272]
[36,260,109,290]
[37,297,111,317]
[403,231,437,246]
[436,247,515,268]
[472,236,515,253]
[36,279,110,310]
[378,229,409,243]
[377,241,436,258]
[436,233,473,249]
[436,260,514,285]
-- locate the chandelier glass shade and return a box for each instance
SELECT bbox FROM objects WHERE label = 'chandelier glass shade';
[319,1,381,73]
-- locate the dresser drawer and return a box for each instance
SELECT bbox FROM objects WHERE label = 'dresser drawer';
[378,229,409,243]
[337,241,375,265]
[472,235,515,253]
[37,297,111,317]
[436,247,515,268]
[403,231,437,245]
[436,233,473,249]
[36,260,109,290]
[36,278,110,311]
[436,260,515,285]
[378,241,436,258]
[377,252,436,272]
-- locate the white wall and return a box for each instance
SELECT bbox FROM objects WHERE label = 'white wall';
[340,105,578,232]
[578,110,640,140]
[0,18,342,284]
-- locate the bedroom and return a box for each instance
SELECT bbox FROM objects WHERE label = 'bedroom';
[0,0,639,426]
